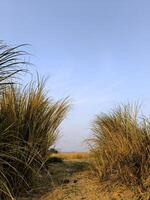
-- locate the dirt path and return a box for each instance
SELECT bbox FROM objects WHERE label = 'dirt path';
[21,159,140,200]
[40,160,103,200]
[39,160,140,200]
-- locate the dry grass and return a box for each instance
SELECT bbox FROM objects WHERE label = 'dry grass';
[91,104,150,199]
[0,42,69,200]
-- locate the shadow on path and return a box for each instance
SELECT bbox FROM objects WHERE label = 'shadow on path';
[21,159,90,199]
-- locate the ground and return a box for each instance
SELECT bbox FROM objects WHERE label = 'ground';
[20,153,150,200]
[41,160,103,200]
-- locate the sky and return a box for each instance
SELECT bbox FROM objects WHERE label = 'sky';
[1,0,150,151]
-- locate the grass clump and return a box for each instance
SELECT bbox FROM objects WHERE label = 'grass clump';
[91,104,150,196]
[0,42,69,199]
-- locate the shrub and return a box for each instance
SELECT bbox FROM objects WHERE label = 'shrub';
[48,148,58,154]
[91,104,150,191]
[46,156,63,164]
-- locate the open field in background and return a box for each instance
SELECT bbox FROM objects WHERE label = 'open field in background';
[49,152,90,160]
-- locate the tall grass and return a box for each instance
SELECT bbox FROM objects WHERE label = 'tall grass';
[0,42,69,199]
[0,42,27,199]
[91,104,150,195]
[0,42,26,87]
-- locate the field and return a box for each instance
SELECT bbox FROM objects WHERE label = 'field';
[49,152,90,160]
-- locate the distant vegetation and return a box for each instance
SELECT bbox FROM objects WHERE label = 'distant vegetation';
[91,104,150,198]
[51,152,89,160]
[0,42,69,200]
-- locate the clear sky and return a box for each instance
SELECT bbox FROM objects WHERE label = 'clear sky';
[1,0,150,151]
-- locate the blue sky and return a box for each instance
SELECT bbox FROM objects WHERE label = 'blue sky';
[1,0,150,151]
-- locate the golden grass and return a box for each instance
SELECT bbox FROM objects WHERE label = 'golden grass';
[50,152,90,160]
[0,42,70,200]
[91,104,150,199]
